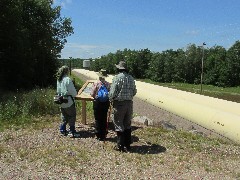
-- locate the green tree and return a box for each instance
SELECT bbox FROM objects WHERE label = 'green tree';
[104,52,119,74]
[162,49,177,82]
[125,48,151,78]
[184,44,203,84]
[146,52,165,82]
[226,41,240,86]
[204,46,227,86]
[172,48,187,83]
[0,0,73,90]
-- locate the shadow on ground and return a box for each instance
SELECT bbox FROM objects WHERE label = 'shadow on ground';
[130,144,167,154]
[74,124,167,154]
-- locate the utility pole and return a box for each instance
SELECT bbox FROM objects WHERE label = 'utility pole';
[200,42,206,94]
[69,57,72,76]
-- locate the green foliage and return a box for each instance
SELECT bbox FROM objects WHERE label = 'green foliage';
[70,73,84,91]
[0,0,73,90]
[146,52,165,82]
[204,46,227,86]
[226,41,240,86]
[58,58,85,69]
[0,88,59,127]
[0,72,94,130]
[91,41,240,87]
[125,49,151,79]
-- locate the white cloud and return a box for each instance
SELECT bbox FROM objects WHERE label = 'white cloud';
[185,30,199,35]
[60,43,115,59]
[66,43,98,50]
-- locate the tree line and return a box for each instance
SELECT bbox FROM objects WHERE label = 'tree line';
[89,41,240,87]
[0,0,73,90]
[1,0,240,91]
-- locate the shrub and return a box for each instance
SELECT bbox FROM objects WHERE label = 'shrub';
[0,87,59,125]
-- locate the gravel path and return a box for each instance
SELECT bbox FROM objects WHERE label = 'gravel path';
[0,113,239,179]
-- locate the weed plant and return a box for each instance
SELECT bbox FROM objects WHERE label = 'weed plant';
[0,88,59,129]
[0,74,94,130]
[70,73,83,91]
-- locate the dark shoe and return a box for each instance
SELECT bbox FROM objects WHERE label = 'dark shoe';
[60,130,68,136]
[96,133,106,141]
[125,146,131,152]
[114,145,125,152]
[96,136,105,141]
[115,131,126,152]
[124,129,132,150]
[69,126,76,137]
[68,131,80,138]
[117,131,125,144]
[60,124,67,136]
[73,132,81,138]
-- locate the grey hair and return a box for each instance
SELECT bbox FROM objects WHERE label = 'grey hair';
[56,66,69,81]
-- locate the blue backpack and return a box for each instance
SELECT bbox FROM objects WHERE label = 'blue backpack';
[97,84,109,102]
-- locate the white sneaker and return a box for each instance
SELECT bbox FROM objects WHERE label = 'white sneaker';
[68,132,80,138]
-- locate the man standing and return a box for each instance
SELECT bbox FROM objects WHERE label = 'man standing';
[109,61,137,152]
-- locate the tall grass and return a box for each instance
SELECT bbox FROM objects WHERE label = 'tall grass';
[71,73,83,91]
[0,74,94,131]
[0,88,59,129]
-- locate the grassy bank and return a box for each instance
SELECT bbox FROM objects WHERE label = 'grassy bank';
[0,74,94,131]
[0,88,58,130]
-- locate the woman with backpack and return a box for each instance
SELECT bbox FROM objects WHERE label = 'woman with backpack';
[90,69,110,141]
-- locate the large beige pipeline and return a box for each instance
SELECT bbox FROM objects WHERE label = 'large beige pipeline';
[73,69,240,144]
[138,82,240,116]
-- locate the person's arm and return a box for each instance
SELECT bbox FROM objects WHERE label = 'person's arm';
[105,81,111,91]
[90,82,99,98]
[133,80,137,96]
[66,77,77,97]
[109,77,118,101]
[57,81,61,94]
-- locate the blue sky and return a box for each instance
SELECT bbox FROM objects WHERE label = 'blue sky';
[53,0,240,59]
